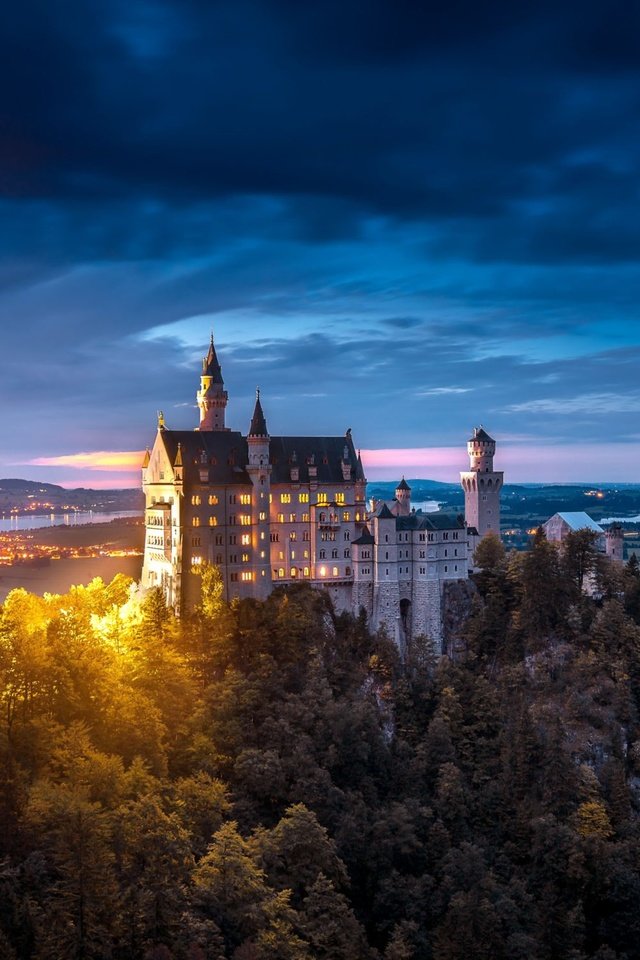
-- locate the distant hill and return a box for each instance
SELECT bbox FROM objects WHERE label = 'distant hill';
[0,479,143,515]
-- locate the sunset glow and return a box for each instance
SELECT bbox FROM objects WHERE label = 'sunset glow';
[27,451,146,472]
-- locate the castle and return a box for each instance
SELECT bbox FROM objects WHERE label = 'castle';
[141,337,502,650]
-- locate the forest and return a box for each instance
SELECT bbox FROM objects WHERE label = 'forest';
[2,530,640,959]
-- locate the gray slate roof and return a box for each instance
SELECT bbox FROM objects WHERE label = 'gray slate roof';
[396,512,465,531]
[202,337,224,383]
[156,429,364,486]
[352,525,375,546]
[469,427,494,443]
[248,394,268,437]
[554,512,604,534]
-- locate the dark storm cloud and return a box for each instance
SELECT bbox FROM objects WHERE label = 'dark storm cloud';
[2,0,639,253]
[1,0,639,480]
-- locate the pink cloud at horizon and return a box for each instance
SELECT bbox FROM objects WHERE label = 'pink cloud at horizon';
[14,451,145,490]
[361,443,639,483]
[27,451,146,472]
[8,440,639,489]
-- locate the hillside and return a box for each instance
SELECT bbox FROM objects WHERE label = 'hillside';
[0,478,143,514]
[1,540,640,958]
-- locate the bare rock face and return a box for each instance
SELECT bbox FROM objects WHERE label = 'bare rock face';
[442,578,476,657]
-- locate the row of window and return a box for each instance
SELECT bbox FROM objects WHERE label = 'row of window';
[147,535,170,547]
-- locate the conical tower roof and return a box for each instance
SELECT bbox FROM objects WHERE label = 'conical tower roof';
[248,389,269,437]
[396,476,411,491]
[202,333,224,384]
[469,426,494,443]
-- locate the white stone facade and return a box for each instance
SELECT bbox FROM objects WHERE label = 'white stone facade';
[141,341,503,651]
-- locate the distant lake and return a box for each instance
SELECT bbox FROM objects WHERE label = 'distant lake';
[412,500,441,513]
[0,510,143,533]
[600,515,640,524]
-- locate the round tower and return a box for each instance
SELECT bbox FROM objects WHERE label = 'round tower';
[395,477,411,516]
[467,426,496,473]
[460,426,503,541]
[197,334,229,431]
[605,523,625,564]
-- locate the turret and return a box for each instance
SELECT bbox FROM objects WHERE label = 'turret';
[605,523,625,564]
[395,477,411,516]
[246,389,272,598]
[467,426,495,473]
[197,334,229,431]
[460,426,503,545]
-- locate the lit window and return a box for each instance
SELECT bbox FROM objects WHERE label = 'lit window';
[280,493,291,503]
[289,513,296,523]
[355,511,361,522]
[208,494,219,505]
[335,492,345,504]
[193,517,201,527]
[269,494,273,503]
[319,565,327,577]
[191,495,201,505]
[240,515,251,526]
[290,531,297,541]
[241,534,250,545]
[259,511,267,521]
[209,516,217,527]
[317,492,328,504]
[343,511,350,521]
[278,568,285,578]
[299,493,309,503]
[240,494,252,505]
[242,553,249,562]
[192,555,202,565]
[290,567,297,577]
[277,513,285,523]
[332,566,339,577]
[291,550,296,559]
[241,571,253,582]
[302,513,310,523]
[303,566,310,577]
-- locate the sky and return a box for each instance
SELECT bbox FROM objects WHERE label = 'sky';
[1,0,639,487]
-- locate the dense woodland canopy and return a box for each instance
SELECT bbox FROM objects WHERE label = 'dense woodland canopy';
[2,530,640,959]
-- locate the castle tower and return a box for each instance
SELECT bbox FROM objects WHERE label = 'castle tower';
[605,523,625,564]
[395,477,411,516]
[246,389,272,598]
[460,427,503,539]
[197,334,229,431]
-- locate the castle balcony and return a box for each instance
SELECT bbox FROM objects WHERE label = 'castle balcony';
[318,513,341,529]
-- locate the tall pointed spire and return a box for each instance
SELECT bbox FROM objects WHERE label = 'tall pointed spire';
[202,332,224,384]
[249,387,268,437]
[197,333,229,430]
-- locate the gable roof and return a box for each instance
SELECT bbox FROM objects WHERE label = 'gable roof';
[555,512,604,534]
[152,429,364,487]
